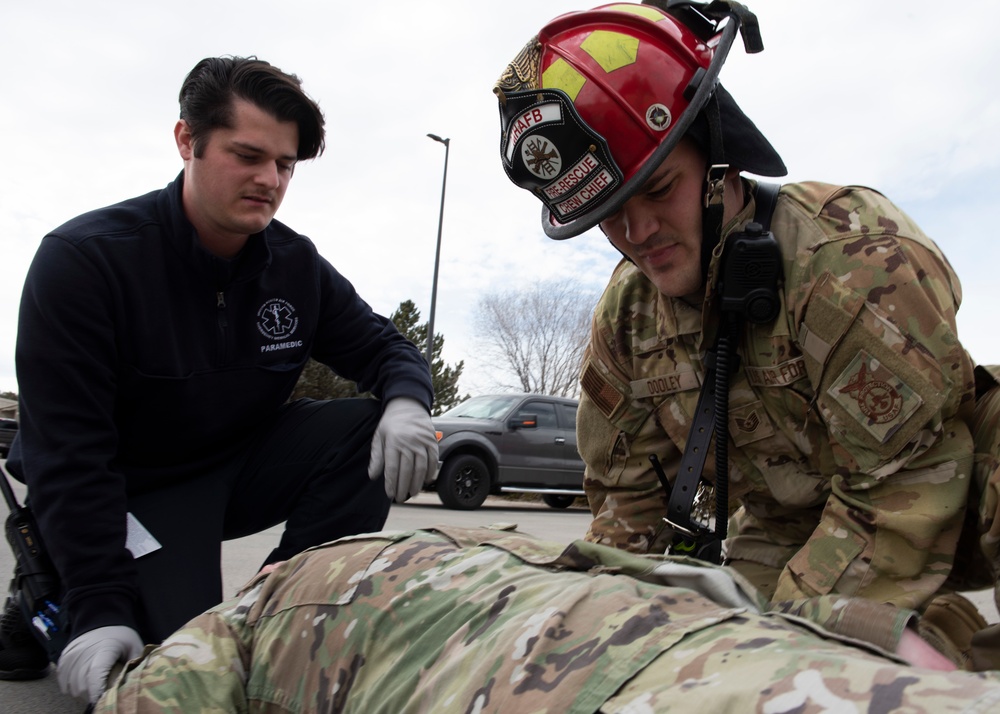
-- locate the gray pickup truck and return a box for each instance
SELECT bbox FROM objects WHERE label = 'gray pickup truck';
[429,393,585,510]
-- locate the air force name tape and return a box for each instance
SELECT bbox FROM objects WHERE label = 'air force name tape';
[499,89,623,224]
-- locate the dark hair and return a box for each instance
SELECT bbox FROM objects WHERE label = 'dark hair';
[178,56,325,160]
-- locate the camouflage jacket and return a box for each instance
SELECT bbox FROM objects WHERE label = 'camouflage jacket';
[96,526,1000,713]
[579,180,977,648]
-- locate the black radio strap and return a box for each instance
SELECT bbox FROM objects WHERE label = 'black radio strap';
[663,181,780,563]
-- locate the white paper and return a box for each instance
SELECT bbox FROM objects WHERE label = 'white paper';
[125,512,162,558]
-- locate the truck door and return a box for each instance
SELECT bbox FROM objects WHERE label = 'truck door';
[501,399,563,484]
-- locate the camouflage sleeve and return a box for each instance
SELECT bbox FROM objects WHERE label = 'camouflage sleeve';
[577,264,677,554]
[768,594,916,653]
[578,381,674,554]
[771,184,976,612]
[95,594,255,713]
[968,367,1000,668]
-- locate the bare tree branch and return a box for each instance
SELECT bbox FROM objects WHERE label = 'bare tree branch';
[473,280,597,397]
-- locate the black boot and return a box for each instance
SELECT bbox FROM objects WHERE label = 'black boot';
[0,594,49,680]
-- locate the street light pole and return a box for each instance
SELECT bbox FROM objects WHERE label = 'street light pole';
[425,133,450,366]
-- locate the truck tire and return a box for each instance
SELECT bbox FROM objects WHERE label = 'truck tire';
[542,494,577,509]
[437,454,490,510]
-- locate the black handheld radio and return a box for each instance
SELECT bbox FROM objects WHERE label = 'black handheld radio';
[1,463,68,661]
[718,199,782,326]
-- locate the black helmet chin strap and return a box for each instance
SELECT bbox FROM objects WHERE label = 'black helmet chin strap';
[674,0,767,280]
[700,91,728,281]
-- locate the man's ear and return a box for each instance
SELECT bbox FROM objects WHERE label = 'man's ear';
[175,120,194,161]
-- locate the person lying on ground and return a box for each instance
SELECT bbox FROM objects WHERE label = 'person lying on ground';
[94,525,1000,713]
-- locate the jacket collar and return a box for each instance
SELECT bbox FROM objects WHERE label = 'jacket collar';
[157,171,272,286]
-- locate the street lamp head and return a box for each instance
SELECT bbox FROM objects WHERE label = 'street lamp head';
[427,133,450,146]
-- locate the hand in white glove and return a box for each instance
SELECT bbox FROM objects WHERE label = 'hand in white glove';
[368,397,438,503]
[57,625,143,704]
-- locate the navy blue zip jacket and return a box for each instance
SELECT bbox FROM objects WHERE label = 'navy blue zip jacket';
[9,173,433,638]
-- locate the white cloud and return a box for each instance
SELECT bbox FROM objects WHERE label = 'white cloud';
[2,0,999,394]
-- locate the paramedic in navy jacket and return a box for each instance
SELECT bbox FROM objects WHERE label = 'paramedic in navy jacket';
[1,56,438,704]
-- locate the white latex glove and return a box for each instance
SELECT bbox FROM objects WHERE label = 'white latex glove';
[57,625,143,703]
[368,397,438,503]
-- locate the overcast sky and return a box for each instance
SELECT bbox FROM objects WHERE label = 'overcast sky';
[2,0,998,396]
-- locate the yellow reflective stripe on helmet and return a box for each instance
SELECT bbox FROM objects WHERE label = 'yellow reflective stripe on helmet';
[605,4,670,22]
[541,58,587,101]
[581,30,639,73]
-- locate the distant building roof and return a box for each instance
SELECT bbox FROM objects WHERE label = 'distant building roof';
[0,396,17,418]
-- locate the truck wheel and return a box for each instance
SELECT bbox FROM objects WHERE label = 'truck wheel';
[437,454,490,510]
[542,494,577,509]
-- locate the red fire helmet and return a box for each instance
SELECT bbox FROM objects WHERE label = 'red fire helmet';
[494,1,773,239]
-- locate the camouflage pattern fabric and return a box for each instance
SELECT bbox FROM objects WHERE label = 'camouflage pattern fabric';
[95,526,1000,713]
[970,365,1000,611]
[579,181,979,651]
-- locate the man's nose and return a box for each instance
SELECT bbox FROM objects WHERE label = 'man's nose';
[254,163,281,190]
[621,202,658,245]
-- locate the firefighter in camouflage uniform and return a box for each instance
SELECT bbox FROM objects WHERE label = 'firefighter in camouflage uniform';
[493,0,1000,670]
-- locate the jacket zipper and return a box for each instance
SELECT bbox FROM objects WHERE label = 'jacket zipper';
[216,290,229,364]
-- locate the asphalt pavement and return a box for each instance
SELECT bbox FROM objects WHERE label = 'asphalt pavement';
[1,474,997,713]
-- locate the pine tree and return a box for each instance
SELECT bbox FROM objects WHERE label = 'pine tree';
[289,300,466,414]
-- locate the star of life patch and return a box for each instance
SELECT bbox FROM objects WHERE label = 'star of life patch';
[828,350,923,444]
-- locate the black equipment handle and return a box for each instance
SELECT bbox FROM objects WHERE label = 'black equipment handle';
[1,462,68,661]
[0,465,21,512]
